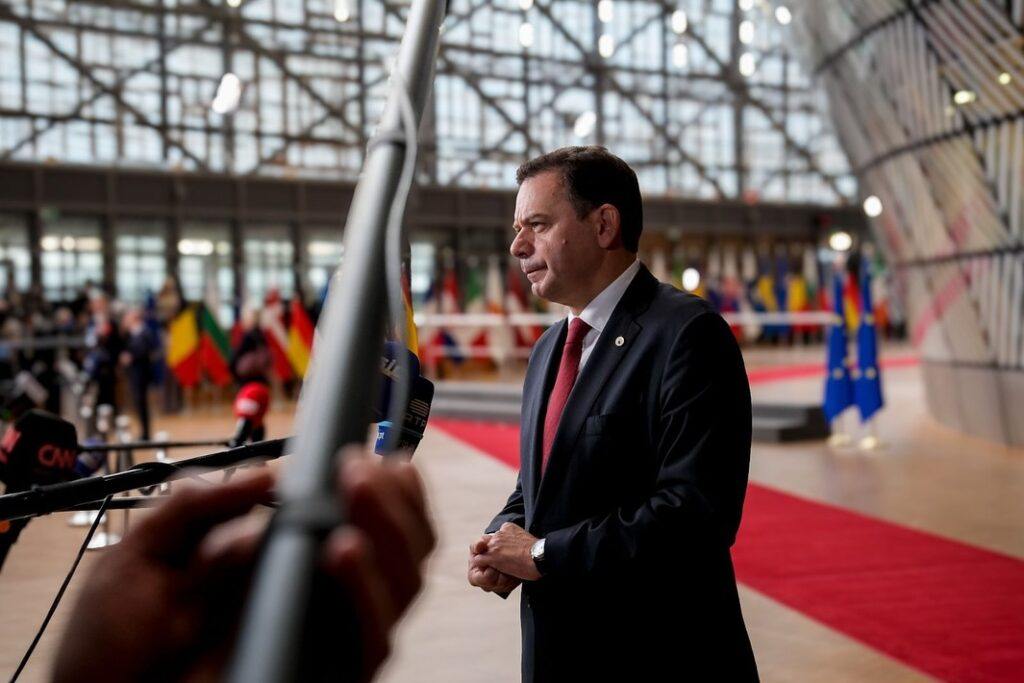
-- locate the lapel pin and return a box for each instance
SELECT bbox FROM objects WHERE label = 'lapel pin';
[614,336,625,347]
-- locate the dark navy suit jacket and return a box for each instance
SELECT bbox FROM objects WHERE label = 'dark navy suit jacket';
[487,265,759,682]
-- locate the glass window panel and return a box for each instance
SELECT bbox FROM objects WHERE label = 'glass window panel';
[40,217,104,302]
[180,221,235,326]
[0,213,32,296]
[115,219,167,304]
[243,223,294,304]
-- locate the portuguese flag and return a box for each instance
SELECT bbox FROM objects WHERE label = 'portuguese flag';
[199,305,232,386]
[286,298,314,378]
[167,306,201,388]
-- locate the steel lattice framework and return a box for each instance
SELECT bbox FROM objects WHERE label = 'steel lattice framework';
[0,0,852,203]
[786,0,1024,445]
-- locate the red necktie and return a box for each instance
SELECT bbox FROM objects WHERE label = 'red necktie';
[541,317,591,473]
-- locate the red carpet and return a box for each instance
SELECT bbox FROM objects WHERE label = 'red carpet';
[746,354,919,385]
[430,418,1024,682]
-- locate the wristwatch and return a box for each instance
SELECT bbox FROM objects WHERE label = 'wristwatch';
[530,538,546,574]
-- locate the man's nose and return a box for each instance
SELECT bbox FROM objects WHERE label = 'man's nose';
[510,229,532,258]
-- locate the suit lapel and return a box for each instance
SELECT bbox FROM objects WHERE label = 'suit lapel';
[533,267,658,521]
[523,320,566,510]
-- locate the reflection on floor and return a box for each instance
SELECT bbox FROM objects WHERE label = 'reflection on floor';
[0,346,1021,682]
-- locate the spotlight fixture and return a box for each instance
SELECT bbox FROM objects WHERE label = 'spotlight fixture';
[863,195,883,218]
[828,231,853,252]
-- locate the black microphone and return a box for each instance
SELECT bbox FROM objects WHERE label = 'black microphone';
[0,410,80,570]
[372,341,421,422]
[375,374,434,456]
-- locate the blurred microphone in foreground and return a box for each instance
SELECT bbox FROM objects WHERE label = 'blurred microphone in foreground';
[51,448,435,683]
[0,410,81,569]
[373,341,433,457]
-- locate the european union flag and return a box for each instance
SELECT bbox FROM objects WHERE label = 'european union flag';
[823,271,854,422]
[854,260,884,422]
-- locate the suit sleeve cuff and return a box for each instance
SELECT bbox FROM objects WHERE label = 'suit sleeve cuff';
[535,526,575,578]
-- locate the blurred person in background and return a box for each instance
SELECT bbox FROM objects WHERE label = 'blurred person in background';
[231,306,272,387]
[120,307,159,440]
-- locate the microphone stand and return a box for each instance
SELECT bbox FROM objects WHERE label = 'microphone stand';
[0,438,288,522]
[226,1,446,680]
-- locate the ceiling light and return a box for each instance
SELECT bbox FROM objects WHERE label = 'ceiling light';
[672,42,688,68]
[519,0,533,9]
[671,9,687,34]
[739,20,755,44]
[211,72,243,115]
[863,195,883,218]
[598,34,615,58]
[682,268,701,292]
[775,6,792,25]
[953,89,977,105]
[518,22,534,48]
[333,0,351,22]
[598,0,614,23]
[739,0,755,11]
[573,111,597,138]
[999,72,1012,85]
[828,231,853,252]
[739,52,757,77]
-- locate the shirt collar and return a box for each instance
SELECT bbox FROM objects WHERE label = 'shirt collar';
[568,259,641,335]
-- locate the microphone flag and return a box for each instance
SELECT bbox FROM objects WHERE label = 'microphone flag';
[854,259,884,422]
[823,270,855,422]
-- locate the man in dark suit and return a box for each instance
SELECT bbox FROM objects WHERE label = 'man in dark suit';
[468,146,758,681]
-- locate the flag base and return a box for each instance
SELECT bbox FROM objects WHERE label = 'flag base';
[859,434,883,450]
[827,432,853,447]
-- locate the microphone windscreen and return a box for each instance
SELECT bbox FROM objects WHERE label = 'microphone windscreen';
[0,410,79,490]
[234,382,271,428]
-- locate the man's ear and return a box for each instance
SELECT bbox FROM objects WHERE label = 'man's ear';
[594,204,622,250]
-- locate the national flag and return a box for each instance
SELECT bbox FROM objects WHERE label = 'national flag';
[286,298,314,378]
[198,305,232,386]
[401,269,419,358]
[755,266,780,340]
[843,267,861,332]
[485,255,513,363]
[463,258,488,353]
[260,290,294,381]
[505,258,541,348]
[429,263,464,364]
[787,273,811,335]
[720,246,745,340]
[735,247,760,341]
[854,260,884,422]
[773,255,791,337]
[167,306,201,388]
[823,271,855,422]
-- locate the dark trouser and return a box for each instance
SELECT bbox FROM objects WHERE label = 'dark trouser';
[129,372,150,441]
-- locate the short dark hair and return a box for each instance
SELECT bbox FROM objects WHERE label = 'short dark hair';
[515,146,643,253]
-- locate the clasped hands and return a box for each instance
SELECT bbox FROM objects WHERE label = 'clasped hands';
[467,522,540,594]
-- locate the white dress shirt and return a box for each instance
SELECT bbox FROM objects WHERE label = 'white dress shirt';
[568,259,641,370]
